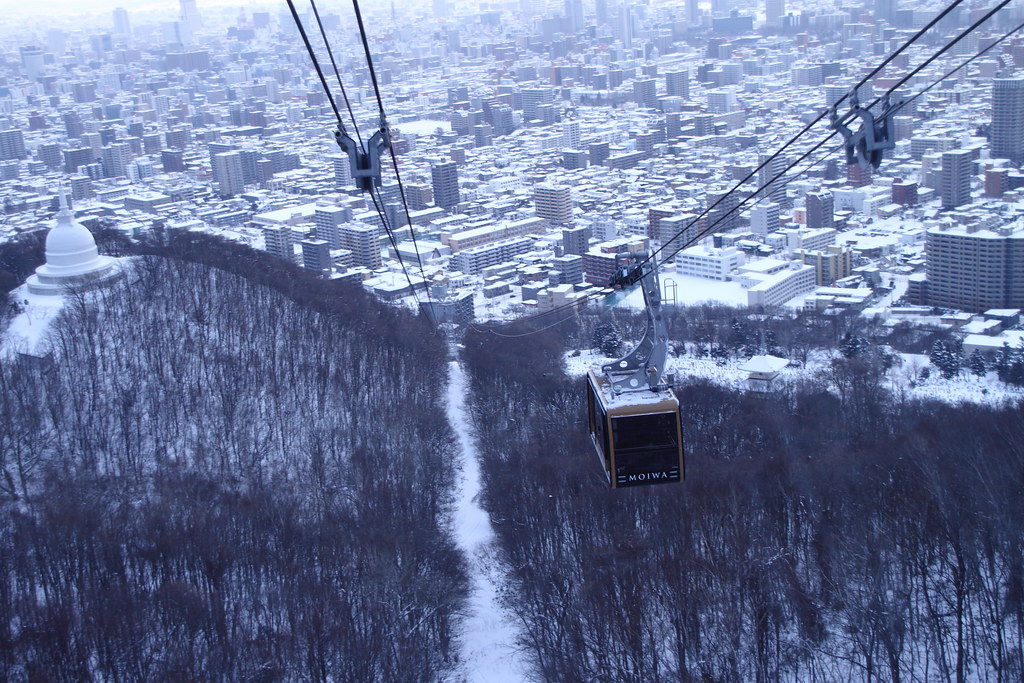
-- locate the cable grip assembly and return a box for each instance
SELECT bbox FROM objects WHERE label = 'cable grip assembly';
[335,127,390,193]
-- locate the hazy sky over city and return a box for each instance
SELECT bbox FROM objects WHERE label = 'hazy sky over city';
[0,0,426,32]
[0,0,277,26]
[0,0,414,17]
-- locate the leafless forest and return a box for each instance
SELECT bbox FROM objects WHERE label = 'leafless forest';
[464,318,1024,683]
[0,244,466,680]
[2,233,1023,681]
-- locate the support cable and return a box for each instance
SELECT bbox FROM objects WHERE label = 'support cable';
[649,0,1014,269]
[384,148,435,317]
[309,0,362,145]
[880,7,1021,118]
[285,0,346,131]
[350,0,435,320]
[369,186,422,307]
[637,0,967,272]
[478,14,1022,338]
[351,0,388,127]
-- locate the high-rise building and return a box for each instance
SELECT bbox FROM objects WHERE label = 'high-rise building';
[89,34,112,59]
[765,0,784,27]
[63,147,95,174]
[805,190,833,230]
[874,0,895,24]
[633,78,658,109]
[565,0,584,32]
[665,112,682,139]
[492,105,515,136]
[847,162,872,187]
[20,46,45,80]
[617,5,638,48]
[112,7,131,36]
[143,133,162,154]
[648,206,676,240]
[563,149,588,169]
[660,214,699,262]
[27,112,47,132]
[552,254,584,284]
[474,123,493,147]
[238,149,260,185]
[405,183,433,211]
[534,184,573,224]
[706,189,739,233]
[73,82,96,104]
[589,141,610,166]
[162,21,192,46]
[70,175,94,201]
[892,179,918,205]
[263,226,296,264]
[991,77,1024,166]
[212,151,245,196]
[759,153,789,205]
[791,65,822,87]
[315,205,351,248]
[693,114,717,137]
[562,226,591,255]
[893,115,914,141]
[329,154,353,189]
[431,161,460,211]
[165,128,190,150]
[301,239,333,275]
[520,88,556,121]
[161,149,185,172]
[750,202,780,236]
[985,169,1009,198]
[665,70,689,99]
[343,223,382,268]
[37,142,62,170]
[0,129,27,161]
[101,142,132,178]
[707,89,737,113]
[562,121,581,149]
[940,149,973,209]
[798,245,852,286]
[925,225,1024,310]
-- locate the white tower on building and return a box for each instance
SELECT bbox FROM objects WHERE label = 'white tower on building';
[26,190,119,295]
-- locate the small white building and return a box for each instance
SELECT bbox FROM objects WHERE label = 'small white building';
[738,355,789,392]
[675,244,744,280]
[745,263,817,308]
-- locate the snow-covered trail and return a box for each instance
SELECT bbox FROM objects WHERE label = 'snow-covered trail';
[446,360,531,683]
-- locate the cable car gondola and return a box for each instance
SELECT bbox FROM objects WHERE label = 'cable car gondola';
[587,252,684,488]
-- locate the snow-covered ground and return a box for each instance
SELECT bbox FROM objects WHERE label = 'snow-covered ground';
[565,348,1024,406]
[892,352,1023,405]
[0,285,65,357]
[613,272,750,309]
[446,361,530,682]
[394,119,452,136]
[469,271,757,323]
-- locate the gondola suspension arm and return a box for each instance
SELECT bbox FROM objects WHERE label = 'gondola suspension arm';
[602,251,669,393]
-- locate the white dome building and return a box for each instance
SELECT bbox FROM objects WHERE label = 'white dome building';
[26,190,120,295]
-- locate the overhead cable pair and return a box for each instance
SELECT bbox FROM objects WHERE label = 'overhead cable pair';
[287,0,435,319]
[485,1,1022,337]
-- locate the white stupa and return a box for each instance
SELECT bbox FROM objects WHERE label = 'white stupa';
[26,189,120,296]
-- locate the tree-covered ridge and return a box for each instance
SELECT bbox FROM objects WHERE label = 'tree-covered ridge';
[0,255,467,680]
[464,318,1024,683]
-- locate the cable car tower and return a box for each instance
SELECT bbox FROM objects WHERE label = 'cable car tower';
[587,252,684,488]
